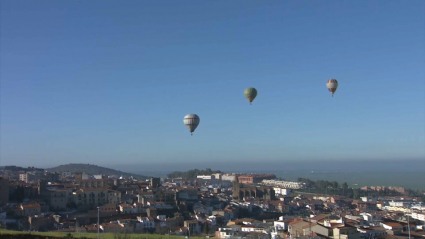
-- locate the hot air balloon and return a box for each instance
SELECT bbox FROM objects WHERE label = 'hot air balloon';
[183,114,200,136]
[244,87,258,105]
[326,79,338,97]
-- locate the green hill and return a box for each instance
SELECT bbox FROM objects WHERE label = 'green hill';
[46,163,150,180]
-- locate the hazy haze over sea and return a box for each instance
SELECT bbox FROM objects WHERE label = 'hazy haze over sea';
[105,159,425,190]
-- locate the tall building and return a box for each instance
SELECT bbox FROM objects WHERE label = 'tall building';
[232,177,241,200]
[0,177,10,205]
[38,179,48,197]
[150,177,161,188]
[19,172,43,183]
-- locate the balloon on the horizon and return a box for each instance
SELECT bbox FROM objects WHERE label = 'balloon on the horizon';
[326,79,338,97]
[244,87,258,105]
[183,114,200,136]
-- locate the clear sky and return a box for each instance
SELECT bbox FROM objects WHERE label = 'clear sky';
[1,0,424,168]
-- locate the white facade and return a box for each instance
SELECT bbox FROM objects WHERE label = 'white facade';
[274,221,288,230]
[389,201,410,207]
[262,180,304,189]
[273,187,291,196]
[82,173,89,180]
[385,206,411,213]
[197,175,215,180]
[241,226,267,233]
[411,212,425,222]
[221,174,236,181]
[382,223,402,231]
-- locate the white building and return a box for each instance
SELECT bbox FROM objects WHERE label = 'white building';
[273,187,291,196]
[221,174,236,181]
[262,180,304,189]
[389,201,410,208]
[411,212,425,222]
[197,175,215,180]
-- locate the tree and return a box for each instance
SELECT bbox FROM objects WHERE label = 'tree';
[353,189,360,199]
[342,182,349,196]
[204,222,210,234]
[65,233,74,238]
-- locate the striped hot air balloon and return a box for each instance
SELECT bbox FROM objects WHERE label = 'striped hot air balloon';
[244,87,258,105]
[326,79,338,97]
[183,114,200,136]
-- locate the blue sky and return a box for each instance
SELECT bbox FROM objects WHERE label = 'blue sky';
[1,0,424,169]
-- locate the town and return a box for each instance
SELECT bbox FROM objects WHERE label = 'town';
[0,166,424,239]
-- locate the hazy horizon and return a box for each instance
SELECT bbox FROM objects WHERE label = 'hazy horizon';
[4,158,424,171]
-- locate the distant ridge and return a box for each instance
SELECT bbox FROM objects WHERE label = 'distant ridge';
[46,163,150,180]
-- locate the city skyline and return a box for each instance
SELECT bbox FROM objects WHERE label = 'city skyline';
[1,1,424,166]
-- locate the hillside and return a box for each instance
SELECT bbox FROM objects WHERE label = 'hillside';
[46,163,150,180]
[167,168,221,178]
[0,166,44,172]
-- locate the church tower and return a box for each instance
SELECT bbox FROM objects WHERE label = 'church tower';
[232,175,240,200]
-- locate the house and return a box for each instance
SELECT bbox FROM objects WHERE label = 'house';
[332,224,362,239]
[357,226,387,238]
[274,218,293,231]
[100,222,126,233]
[360,212,381,224]
[44,189,71,211]
[132,203,147,213]
[136,216,155,229]
[21,203,41,217]
[267,201,290,213]
[119,204,133,214]
[184,219,201,234]
[354,201,377,212]
[73,187,109,210]
[382,222,403,232]
[99,203,117,214]
[108,190,121,204]
[213,209,234,221]
[156,215,167,228]
[288,218,309,236]
[310,223,333,237]
[28,214,54,231]
[215,226,242,238]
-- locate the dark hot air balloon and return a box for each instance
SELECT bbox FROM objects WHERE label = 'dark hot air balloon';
[244,87,258,105]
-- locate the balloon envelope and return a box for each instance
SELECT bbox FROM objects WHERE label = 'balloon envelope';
[326,79,338,96]
[183,114,200,134]
[244,87,258,103]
